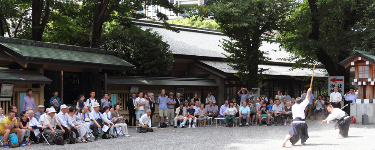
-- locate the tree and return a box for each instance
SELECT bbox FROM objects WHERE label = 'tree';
[187,0,296,87]
[32,0,51,41]
[0,0,31,37]
[85,0,184,47]
[167,16,219,29]
[99,25,173,76]
[277,0,375,88]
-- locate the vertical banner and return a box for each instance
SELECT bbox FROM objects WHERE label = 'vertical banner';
[20,93,26,112]
[111,94,117,108]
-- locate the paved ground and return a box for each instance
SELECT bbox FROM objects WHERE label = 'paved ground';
[12,120,375,150]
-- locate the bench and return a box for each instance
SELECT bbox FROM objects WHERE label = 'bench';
[214,118,225,128]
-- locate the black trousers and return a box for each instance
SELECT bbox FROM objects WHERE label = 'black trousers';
[332,102,341,109]
[89,120,110,138]
[129,112,136,126]
[56,126,69,140]
[150,107,155,121]
[344,100,351,116]
[273,113,283,123]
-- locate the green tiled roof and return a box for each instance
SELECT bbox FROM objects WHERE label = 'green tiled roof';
[339,50,375,67]
[107,76,219,87]
[0,69,52,84]
[0,37,133,70]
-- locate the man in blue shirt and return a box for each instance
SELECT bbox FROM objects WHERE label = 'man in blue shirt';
[239,101,250,126]
[301,88,314,119]
[34,105,45,121]
[50,91,61,113]
[158,89,168,127]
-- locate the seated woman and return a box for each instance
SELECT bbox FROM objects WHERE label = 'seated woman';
[282,102,292,126]
[225,101,237,127]
[186,103,197,128]
[197,104,208,127]
[20,111,31,145]
[103,106,115,138]
[111,104,130,137]
[68,107,91,142]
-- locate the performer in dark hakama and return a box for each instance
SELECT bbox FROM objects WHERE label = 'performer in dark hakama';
[282,88,312,147]
[321,105,351,139]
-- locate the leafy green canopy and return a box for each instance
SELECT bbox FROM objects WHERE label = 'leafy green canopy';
[186,0,296,86]
[167,16,219,29]
[99,25,174,76]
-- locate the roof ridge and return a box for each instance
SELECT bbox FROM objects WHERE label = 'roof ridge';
[0,37,116,56]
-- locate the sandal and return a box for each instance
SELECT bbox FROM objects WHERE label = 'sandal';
[81,139,87,143]
[86,138,92,142]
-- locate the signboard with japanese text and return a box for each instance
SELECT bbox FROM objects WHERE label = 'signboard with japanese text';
[328,76,344,96]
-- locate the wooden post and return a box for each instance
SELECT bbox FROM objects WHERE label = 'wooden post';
[61,71,64,104]
[104,73,107,93]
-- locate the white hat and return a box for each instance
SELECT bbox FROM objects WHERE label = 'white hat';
[60,104,67,109]
[92,102,100,108]
[38,105,44,108]
[47,108,56,113]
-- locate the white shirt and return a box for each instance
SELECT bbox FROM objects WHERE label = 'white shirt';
[0,114,5,122]
[43,114,59,128]
[103,112,112,123]
[292,96,309,119]
[325,108,346,123]
[139,114,151,127]
[86,98,97,112]
[136,97,146,111]
[29,117,42,127]
[330,92,342,102]
[272,104,283,114]
[315,100,325,110]
[193,106,200,114]
[39,114,47,124]
[280,102,287,108]
[344,93,358,103]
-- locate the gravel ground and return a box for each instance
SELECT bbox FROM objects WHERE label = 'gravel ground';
[10,120,375,150]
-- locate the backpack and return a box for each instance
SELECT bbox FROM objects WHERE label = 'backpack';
[55,136,64,145]
[68,131,76,144]
[147,128,153,132]
[137,127,147,133]
[160,123,167,128]
[8,133,19,148]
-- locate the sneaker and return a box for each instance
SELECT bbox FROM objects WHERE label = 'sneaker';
[192,125,196,128]
[259,124,262,126]
[180,123,183,128]
[125,135,130,137]
[188,125,191,128]
[3,145,9,149]
[267,124,271,126]
[76,139,82,143]
[284,122,286,126]
[181,126,185,128]
[245,123,249,126]
[174,126,177,128]
[239,123,242,126]
[19,142,26,147]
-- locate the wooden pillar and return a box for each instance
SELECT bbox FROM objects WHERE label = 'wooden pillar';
[104,73,107,93]
[358,86,363,99]
[61,71,64,104]
[366,84,373,99]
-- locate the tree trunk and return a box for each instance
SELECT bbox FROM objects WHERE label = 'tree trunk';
[0,13,4,36]
[31,0,50,41]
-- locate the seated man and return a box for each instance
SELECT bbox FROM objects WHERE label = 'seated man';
[57,104,77,143]
[248,99,257,125]
[139,110,152,131]
[258,102,271,126]
[205,100,218,118]
[313,97,325,120]
[0,110,26,148]
[174,104,187,128]
[239,101,250,126]
[42,108,64,145]
[89,102,112,141]
[272,99,284,126]
[186,103,197,128]
[35,105,45,122]
[217,100,229,125]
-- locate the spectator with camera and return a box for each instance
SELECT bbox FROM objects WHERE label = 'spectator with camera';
[0,110,25,148]
[313,95,325,120]
[101,93,112,109]
[237,87,250,106]
[275,90,284,102]
[258,101,271,126]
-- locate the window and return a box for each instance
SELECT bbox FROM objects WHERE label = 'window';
[358,66,369,78]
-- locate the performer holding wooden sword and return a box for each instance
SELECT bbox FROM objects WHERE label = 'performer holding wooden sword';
[321,104,351,139]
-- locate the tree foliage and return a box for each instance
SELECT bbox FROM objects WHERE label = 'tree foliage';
[0,0,31,37]
[99,25,174,76]
[167,16,219,29]
[277,0,375,88]
[187,0,296,87]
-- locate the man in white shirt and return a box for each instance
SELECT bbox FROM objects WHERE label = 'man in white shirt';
[135,91,146,126]
[43,108,64,144]
[139,110,152,130]
[313,96,325,120]
[330,86,342,108]
[282,88,311,147]
[321,105,351,139]
[284,92,291,102]
[344,88,358,115]
[57,105,77,142]
[86,91,97,112]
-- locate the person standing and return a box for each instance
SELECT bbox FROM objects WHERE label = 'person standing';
[127,93,137,126]
[158,89,168,127]
[101,93,112,108]
[344,88,357,116]
[135,91,146,127]
[275,90,284,102]
[86,91,97,112]
[50,90,61,113]
[175,93,183,109]
[23,89,35,112]
[284,91,292,102]
[147,93,156,121]
[237,87,250,105]
[167,92,176,126]
[330,86,342,109]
